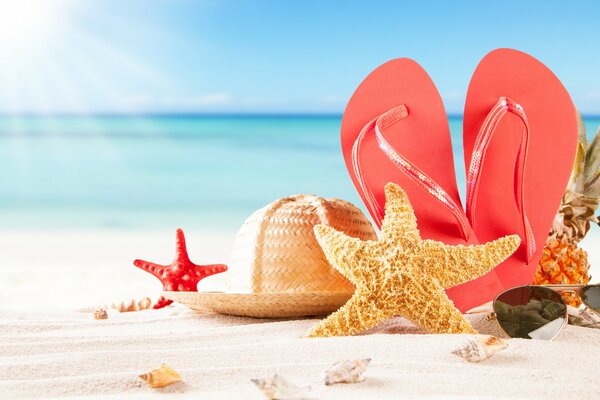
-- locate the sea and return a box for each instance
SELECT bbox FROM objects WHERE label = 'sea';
[0,115,599,231]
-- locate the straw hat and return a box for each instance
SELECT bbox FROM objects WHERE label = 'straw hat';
[164,194,377,318]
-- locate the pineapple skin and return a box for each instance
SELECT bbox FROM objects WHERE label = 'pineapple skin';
[533,113,599,307]
[534,235,591,306]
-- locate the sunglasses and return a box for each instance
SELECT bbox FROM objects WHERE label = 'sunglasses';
[491,284,600,340]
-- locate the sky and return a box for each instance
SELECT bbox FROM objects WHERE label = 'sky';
[0,0,599,115]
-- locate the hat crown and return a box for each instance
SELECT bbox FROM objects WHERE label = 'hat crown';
[230,194,377,293]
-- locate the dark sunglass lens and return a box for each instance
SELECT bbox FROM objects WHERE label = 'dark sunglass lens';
[581,286,600,313]
[494,286,566,340]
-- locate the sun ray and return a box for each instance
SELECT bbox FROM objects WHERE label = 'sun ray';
[0,1,68,52]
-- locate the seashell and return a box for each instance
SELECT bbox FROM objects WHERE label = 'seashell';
[139,364,182,388]
[78,297,153,313]
[112,297,152,312]
[93,308,108,320]
[251,374,310,400]
[324,358,370,385]
[451,335,507,363]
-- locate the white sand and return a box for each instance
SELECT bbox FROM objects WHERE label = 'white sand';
[0,230,237,311]
[1,230,600,399]
[1,307,599,399]
[1,230,599,312]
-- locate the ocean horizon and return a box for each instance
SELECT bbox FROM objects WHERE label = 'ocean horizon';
[1,114,599,231]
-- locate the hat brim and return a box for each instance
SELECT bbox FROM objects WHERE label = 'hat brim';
[163,291,353,318]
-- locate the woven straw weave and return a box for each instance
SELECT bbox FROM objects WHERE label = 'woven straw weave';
[229,194,377,294]
[163,291,353,318]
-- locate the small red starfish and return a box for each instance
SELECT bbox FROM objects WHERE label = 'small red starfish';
[134,228,228,309]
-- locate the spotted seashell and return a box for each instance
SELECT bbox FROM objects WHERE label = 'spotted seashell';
[93,308,108,320]
[139,364,182,388]
[324,358,370,385]
[251,374,310,400]
[451,335,507,363]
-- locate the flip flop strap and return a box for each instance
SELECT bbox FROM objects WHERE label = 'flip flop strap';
[466,97,536,263]
[352,105,470,240]
[352,116,385,226]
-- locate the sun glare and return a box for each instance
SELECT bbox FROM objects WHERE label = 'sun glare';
[0,1,64,51]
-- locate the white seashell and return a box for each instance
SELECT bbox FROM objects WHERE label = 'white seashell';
[451,335,507,363]
[77,297,153,313]
[251,374,311,400]
[324,358,370,385]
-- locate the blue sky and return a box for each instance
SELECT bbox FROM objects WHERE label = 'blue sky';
[0,0,599,114]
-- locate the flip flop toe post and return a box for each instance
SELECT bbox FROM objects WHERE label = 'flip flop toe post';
[342,59,469,244]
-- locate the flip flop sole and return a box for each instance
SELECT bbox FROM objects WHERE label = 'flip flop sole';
[342,59,504,312]
[342,58,466,244]
[464,48,578,289]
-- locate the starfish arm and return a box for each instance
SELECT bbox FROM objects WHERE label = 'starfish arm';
[133,229,227,309]
[313,224,372,285]
[153,296,173,309]
[305,290,395,337]
[193,264,228,280]
[133,259,166,280]
[399,276,477,334]
[174,228,191,263]
[380,183,420,243]
[418,235,521,289]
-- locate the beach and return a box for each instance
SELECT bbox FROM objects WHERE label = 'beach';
[0,230,235,311]
[1,229,599,312]
[1,115,599,311]
[0,115,359,310]
[1,115,600,399]
[2,1,600,398]
[2,307,600,399]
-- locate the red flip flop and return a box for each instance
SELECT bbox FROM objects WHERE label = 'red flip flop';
[463,48,578,290]
[341,59,504,312]
[342,58,469,242]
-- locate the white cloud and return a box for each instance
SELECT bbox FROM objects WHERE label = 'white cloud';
[185,93,233,106]
[317,95,346,104]
[582,91,600,101]
[439,91,466,115]
[570,90,600,115]
[238,96,289,106]
[121,92,233,111]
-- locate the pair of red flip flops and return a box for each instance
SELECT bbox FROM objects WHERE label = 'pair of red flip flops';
[342,48,578,312]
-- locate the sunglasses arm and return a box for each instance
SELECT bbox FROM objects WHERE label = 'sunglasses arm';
[577,306,600,326]
[465,301,494,314]
[538,284,586,293]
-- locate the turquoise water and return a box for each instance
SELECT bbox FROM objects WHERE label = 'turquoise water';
[0,115,598,230]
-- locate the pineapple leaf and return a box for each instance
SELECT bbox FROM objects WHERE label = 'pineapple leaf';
[584,126,600,190]
[570,141,587,191]
[585,170,600,197]
[569,111,588,191]
[576,110,589,146]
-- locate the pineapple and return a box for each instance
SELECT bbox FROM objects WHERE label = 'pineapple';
[534,112,600,306]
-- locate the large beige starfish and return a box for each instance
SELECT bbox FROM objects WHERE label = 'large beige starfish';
[306,183,520,337]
